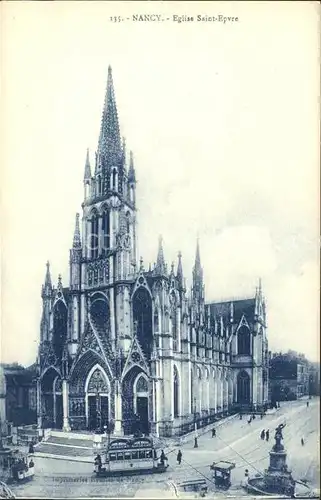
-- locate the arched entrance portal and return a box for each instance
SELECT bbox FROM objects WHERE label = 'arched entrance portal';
[41,368,63,429]
[85,366,110,431]
[134,373,149,435]
[237,370,251,404]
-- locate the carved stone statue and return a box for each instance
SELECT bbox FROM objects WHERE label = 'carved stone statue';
[273,423,286,450]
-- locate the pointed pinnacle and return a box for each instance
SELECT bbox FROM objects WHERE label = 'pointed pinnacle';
[128,150,136,182]
[73,213,81,248]
[122,136,126,160]
[155,235,166,275]
[84,148,91,180]
[177,251,183,283]
[44,261,52,287]
[195,238,201,267]
[258,277,262,293]
[58,274,62,288]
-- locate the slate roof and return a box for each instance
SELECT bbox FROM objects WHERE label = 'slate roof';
[208,298,255,323]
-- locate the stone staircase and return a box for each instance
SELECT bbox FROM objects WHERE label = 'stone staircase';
[35,442,94,457]
[34,431,96,461]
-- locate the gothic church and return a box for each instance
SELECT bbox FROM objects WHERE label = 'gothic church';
[37,67,269,437]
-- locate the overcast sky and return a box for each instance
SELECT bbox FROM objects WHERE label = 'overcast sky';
[1,1,320,366]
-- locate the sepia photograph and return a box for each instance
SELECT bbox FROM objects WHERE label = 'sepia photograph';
[1,1,320,498]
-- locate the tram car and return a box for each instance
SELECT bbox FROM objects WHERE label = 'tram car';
[94,437,169,476]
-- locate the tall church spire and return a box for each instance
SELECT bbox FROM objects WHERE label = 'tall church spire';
[97,65,121,171]
[155,235,166,275]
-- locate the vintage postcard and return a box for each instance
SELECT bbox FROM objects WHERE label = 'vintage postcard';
[1,1,319,499]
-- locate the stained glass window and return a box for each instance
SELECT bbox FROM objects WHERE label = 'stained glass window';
[87,369,109,393]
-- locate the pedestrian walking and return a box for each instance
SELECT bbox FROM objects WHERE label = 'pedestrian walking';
[260,413,264,420]
[301,437,305,446]
[94,454,102,472]
[239,414,243,420]
[177,450,182,465]
[160,449,166,465]
[211,428,216,437]
[265,429,269,441]
[306,401,309,408]
[260,429,265,440]
[252,413,256,420]
[28,442,34,454]
[248,417,252,424]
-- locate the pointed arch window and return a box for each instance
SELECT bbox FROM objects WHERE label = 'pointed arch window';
[153,309,159,334]
[90,211,99,259]
[125,211,131,234]
[112,169,117,190]
[101,209,110,255]
[53,301,67,360]
[173,365,179,418]
[136,375,148,393]
[133,288,153,360]
[98,176,102,196]
[87,369,109,393]
[170,292,178,351]
[237,326,251,355]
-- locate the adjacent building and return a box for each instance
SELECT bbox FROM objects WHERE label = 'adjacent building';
[37,67,269,437]
[0,363,37,433]
[269,351,310,402]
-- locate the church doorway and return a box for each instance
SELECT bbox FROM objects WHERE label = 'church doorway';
[136,396,149,434]
[85,366,110,431]
[237,370,251,404]
[88,395,109,431]
[134,373,149,435]
[41,368,62,429]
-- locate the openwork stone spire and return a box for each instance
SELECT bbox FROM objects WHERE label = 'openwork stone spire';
[96,65,122,172]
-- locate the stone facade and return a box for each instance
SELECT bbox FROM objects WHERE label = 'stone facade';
[37,67,269,437]
[269,352,310,402]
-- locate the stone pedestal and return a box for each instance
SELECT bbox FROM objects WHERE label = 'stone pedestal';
[62,380,71,432]
[113,420,123,436]
[246,428,296,497]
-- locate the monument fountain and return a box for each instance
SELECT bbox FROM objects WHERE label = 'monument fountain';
[245,423,306,497]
